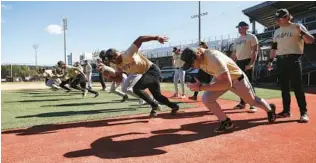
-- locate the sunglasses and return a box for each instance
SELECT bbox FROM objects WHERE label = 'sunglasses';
[238,26,248,29]
[275,15,287,20]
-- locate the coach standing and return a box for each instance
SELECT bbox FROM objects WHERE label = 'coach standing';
[231,21,258,113]
[171,47,186,99]
[97,58,107,91]
[83,60,93,89]
[267,9,314,122]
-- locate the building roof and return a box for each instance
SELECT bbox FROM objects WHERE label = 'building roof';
[243,1,316,27]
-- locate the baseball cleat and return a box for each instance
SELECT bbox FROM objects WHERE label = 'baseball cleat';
[267,104,277,122]
[214,118,234,133]
[170,105,179,116]
[299,113,309,123]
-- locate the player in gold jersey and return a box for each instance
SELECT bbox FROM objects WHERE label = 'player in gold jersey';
[101,35,180,117]
[181,47,276,133]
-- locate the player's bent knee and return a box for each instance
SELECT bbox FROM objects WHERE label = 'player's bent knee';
[202,93,217,105]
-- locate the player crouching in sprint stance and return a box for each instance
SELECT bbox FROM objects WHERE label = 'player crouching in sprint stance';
[97,64,129,102]
[57,61,99,97]
[181,47,276,133]
[102,35,180,117]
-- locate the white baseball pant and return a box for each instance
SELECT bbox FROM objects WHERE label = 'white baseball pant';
[85,73,92,89]
[121,74,143,99]
[173,68,186,95]
[110,73,127,97]
[46,79,60,90]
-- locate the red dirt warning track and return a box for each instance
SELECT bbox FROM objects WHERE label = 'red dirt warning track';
[2,93,316,163]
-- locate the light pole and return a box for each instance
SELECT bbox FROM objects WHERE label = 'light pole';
[32,44,39,66]
[62,18,68,64]
[191,1,208,44]
[198,1,201,43]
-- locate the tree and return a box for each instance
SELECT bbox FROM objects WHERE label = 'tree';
[1,65,11,78]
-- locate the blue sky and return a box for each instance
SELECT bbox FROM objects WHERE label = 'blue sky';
[1,1,264,65]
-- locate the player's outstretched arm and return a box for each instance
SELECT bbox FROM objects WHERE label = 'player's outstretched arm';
[133,35,169,49]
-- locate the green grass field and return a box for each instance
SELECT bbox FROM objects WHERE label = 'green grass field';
[1,83,285,130]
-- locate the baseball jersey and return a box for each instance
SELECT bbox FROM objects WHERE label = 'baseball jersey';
[273,23,308,55]
[42,70,54,79]
[117,44,153,74]
[233,33,258,60]
[65,66,81,78]
[198,49,243,80]
[173,53,184,68]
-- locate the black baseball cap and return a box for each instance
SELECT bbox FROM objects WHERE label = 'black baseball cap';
[57,61,65,66]
[199,41,206,46]
[99,48,118,62]
[181,47,197,70]
[275,9,291,19]
[236,21,249,28]
[172,47,179,52]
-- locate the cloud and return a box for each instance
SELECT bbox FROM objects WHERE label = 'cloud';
[2,4,12,10]
[45,24,63,35]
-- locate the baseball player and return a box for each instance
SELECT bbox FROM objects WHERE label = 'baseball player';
[171,47,186,99]
[97,59,107,91]
[99,53,146,106]
[57,61,99,97]
[38,68,61,91]
[100,35,180,117]
[83,60,93,89]
[181,47,276,133]
[231,21,258,113]
[97,64,129,102]
[267,9,314,122]
[189,41,212,100]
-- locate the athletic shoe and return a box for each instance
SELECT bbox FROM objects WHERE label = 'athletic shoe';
[82,90,88,97]
[170,105,179,116]
[149,110,157,117]
[138,99,146,107]
[267,104,277,123]
[277,111,291,118]
[149,105,160,117]
[299,113,309,123]
[155,104,162,111]
[171,93,179,98]
[188,96,197,100]
[233,104,245,109]
[249,106,257,113]
[94,92,99,98]
[214,118,234,133]
[120,95,128,102]
[65,90,71,93]
[180,94,186,99]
